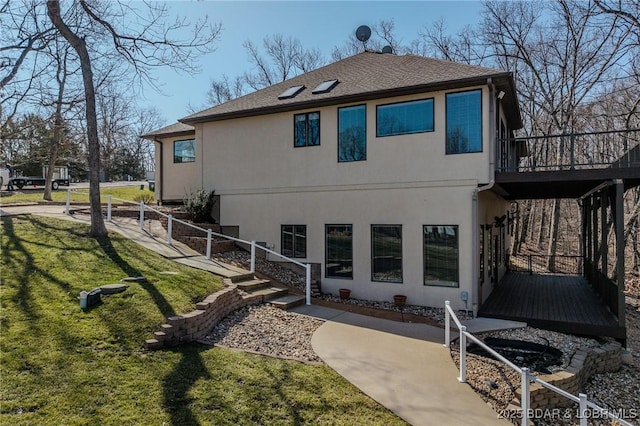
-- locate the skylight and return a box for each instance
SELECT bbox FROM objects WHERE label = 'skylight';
[278,85,305,99]
[312,79,339,94]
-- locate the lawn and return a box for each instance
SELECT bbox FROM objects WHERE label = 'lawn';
[0,185,154,205]
[0,215,406,425]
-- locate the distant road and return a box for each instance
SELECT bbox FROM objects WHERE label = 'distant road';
[70,181,149,189]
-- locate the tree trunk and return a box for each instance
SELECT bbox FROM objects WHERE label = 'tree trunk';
[43,56,67,202]
[47,1,106,237]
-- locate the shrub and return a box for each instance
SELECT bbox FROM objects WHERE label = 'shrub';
[184,188,217,223]
[134,193,155,204]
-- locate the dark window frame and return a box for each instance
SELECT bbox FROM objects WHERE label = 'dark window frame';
[325,224,353,279]
[337,104,367,163]
[445,89,483,155]
[423,225,459,288]
[173,139,196,163]
[376,98,435,137]
[371,224,403,284]
[293,111,321,148]
[281,225,307,258]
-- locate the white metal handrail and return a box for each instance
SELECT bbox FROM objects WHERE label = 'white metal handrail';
[65,189,313,305]
[444,301,633,426]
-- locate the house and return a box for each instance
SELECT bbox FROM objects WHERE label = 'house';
[143,51,525,312]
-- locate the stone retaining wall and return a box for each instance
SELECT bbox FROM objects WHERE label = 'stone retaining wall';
[145,279,263,349]
[175,237,236,255]
[513,342,622,410]
[106,207,236,256]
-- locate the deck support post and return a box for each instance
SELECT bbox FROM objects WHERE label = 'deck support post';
[591,194,600,269]
[614,180,626,335]
[600,191,608,278]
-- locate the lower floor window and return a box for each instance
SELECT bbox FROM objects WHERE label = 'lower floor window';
[371,225,403,283]
[325,225,353,278]
[281,225,306,258]
[424,225,459,287]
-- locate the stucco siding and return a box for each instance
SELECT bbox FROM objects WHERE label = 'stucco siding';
[219,182,477,310]
[199,87,493,195]
[156,135,198,202]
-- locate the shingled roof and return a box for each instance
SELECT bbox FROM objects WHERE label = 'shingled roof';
[181,51,522,129]
[140,122,194,139]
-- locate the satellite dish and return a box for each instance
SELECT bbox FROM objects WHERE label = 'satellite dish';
[381,45,393,54]
[356,25,371,43]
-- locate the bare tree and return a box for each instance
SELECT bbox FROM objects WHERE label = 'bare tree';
[206,74,245,106]
[205,34,324,106]
[1,1,55,131]
[42,41,74,201]
[46,0,220,237]
[243,34,324,91]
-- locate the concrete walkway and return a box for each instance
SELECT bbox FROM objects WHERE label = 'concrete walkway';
[0,204,249,279]
[292,305,508,426]
[2,205,510,425]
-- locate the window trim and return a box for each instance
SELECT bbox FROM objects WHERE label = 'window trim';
[325,224,353,280]
[423,224,459,288]
[293,111,321,148]
[371,224,403,284]
[375,98,435,138]
[281,225,307,258]
[173,138,196,164]
[337,104,367,163]
[445,89,483,155]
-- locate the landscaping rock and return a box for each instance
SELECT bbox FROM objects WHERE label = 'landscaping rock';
[100,283,128,295]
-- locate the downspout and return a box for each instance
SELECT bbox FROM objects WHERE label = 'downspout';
[470,78,498,316]
[154,138,163,204]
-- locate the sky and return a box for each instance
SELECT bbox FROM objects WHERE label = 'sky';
[140,1,486,126]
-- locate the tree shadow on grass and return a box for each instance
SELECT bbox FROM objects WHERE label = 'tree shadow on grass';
[97,235,176,318]
[1,216,74,324]
[163,345,212,426]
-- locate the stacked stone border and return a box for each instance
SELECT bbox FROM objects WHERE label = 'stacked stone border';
[509,341,622,410]
[145,278,265,350]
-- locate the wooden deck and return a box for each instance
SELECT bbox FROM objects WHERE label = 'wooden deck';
[478,272,626,339]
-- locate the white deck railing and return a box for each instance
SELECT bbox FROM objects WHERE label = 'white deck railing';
[65,189,312,305]
[444,301,633,426]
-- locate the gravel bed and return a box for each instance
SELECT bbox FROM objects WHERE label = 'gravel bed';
[451,316,640,426]
[213,250,473,324]
[201,305,324,363]
[212,250,639,424]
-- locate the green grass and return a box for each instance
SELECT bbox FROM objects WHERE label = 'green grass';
[0,216,406,425]
[0,185,155,205]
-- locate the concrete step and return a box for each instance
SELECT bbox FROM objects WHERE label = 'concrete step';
[248,286,289,300]
[235,278,271,291]
[230,272,257,283]
[268,295,306,310]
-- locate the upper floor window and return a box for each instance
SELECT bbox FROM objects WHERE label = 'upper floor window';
[174,139,195,163]
[338,105,366,162]
[376,99,434,137]
[294,112,320,147]
[281,225,306,258]
[446,90,482,154]
[424,225,459,287]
